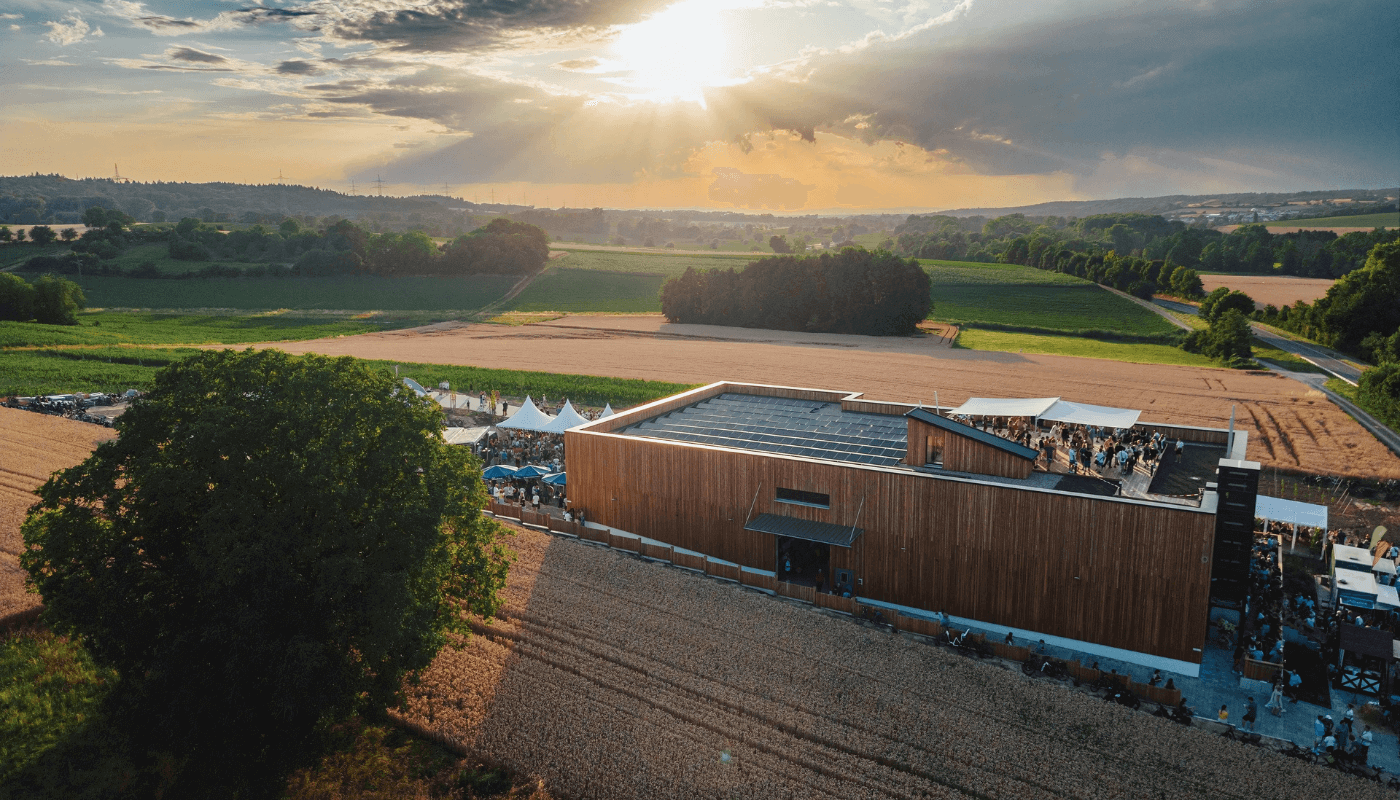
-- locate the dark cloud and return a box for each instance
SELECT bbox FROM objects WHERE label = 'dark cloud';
[167,47,226,64]
[708,168,811,209]
[325,0,672,52]
[711,0,1400,185]
[275,59,319,75]
[135,16,199,31]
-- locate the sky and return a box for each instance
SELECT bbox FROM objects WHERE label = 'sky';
[2,0,1397,213]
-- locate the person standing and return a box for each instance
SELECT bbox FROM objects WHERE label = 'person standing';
[1242,698,1257,732]
[1266,683,1285,716]
[1218,704,1229,724]
[1358,726,1374,764]
[1314,715,1326,748]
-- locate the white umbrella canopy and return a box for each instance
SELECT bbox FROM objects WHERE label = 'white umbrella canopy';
[600,403,615,418]
[542,400,591,433]
[496,396,555,431]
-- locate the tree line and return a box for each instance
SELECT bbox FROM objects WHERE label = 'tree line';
[13,212,551,279]
[660,248,931,336]
[894,212,1399,281]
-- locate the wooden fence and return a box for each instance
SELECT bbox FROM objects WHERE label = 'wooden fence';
[608,533,640,553]
[641,542,674,562]
[706,561,741,582]
[1243,658,1283,683]
[775,580,813,602]
[816,593,855,615]
[673,551,707,571]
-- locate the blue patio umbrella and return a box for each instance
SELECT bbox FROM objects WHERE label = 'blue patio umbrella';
[482,464,518,479]
[514,464,551,478]
[542,472,567,486]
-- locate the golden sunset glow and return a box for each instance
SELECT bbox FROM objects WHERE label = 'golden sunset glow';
[613,1,729,106]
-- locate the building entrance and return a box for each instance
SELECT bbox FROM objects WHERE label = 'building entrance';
[777,536,831,592]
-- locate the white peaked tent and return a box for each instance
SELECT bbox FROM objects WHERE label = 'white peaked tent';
[1039,400,1141,429]
[600,403,615,418]
[496,396,555,431]
[542,400,591,433]
[947,396,1140,429]
[948,397,1059,417]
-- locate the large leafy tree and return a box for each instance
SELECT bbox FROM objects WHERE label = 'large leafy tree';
[21,349,510,793]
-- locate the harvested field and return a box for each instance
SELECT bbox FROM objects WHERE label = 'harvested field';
[260,315,1400,478]
[1200,274,1335,309]
[400,526,1385,799]
[0,408,115,621]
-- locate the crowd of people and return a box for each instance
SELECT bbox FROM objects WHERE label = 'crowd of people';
[955,415,1184,482]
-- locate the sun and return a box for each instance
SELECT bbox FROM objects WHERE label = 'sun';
[613,1,729,106]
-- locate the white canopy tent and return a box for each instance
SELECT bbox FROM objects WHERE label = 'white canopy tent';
[1255,494,1329,551]
[946,396,1141,429]
[442,426,491,446]
[600,403,615,418]
[541,400,591,434]
[947,397,1058,418]
[1039,400,1141,429]
[496,396,555,432]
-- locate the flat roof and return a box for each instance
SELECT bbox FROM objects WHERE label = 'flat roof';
[607,387,1214,511]
[618,392,907,467]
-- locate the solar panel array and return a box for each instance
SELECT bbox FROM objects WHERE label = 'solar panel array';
[620,393,908,466]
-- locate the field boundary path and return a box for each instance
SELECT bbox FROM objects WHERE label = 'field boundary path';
[1101,286,1193,332]
[477,254,570,317]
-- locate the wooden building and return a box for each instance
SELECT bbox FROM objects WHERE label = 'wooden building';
[566,382,1234,673]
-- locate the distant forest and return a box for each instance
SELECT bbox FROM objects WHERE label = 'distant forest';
[12,213,550,278]
[893,212,1399,280]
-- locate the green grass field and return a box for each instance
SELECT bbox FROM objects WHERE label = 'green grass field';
[0,243,70,271]
[923,260,1179,337]
[0,342,696,405]
[25,273,518,312]
[506,268,666,313]
[551,248,755,278]
[1267,212,1398,229]
[954,328,1215,366]
[0,628,119,786]
[0,311,411,348]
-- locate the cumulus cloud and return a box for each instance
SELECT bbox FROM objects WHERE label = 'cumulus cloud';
[44,13,102,45]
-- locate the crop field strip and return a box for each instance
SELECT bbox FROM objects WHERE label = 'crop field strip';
[402,527,1383,799]
[19,273,519,312]
[1265,212,1398,229]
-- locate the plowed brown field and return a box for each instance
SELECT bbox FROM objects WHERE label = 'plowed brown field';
[0,408,115,619]
[258,315,1400,479]
[399,526,1383,799]
[1200,274,1335,309]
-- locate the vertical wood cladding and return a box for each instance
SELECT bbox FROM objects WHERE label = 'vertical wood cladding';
[566,430,1216,664]
[905,417,1034,479]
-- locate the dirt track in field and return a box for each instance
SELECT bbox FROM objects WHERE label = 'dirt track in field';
[0,408,116,620]
[258,314,1400,479]
[1200,275,1335,309]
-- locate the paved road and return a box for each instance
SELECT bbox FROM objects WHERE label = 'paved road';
[1153,298,1366,385]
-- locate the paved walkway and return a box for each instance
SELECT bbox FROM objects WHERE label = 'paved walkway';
[1000,608,1400,776]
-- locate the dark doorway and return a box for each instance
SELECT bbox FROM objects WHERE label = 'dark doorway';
[777,536,830,591]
